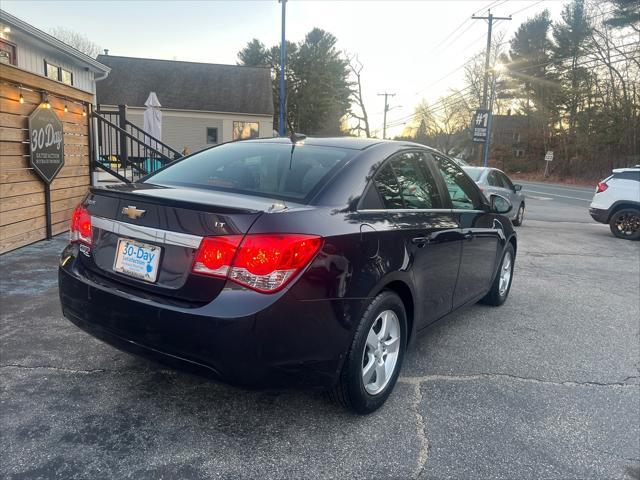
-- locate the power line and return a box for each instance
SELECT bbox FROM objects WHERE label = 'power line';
[472,0,505,17]
[380,50,637,134]
[506,41,640,74]
[381,89,478,130]
[508,0,545,18]
[388,87,477,125]
[432,0,503,54]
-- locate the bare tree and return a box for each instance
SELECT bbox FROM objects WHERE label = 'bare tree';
[345,54,371,137]
[49,27,101,58]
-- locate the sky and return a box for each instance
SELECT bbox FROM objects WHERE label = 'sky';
[2,0,567,138]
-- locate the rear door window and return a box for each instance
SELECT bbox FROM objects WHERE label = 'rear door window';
[373,164,404,209]
[370,151,445,210]
[487,171,500,187]
[145,142,353,202]
[390,152,444,209]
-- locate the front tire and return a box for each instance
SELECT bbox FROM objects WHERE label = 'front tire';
[481,243,515,306]
[513,203,525,226]
[609,208,640,240]
[329,291,407,414]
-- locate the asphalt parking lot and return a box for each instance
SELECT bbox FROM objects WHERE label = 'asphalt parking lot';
[1,181,639,479]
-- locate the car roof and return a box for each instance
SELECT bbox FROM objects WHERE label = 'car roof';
[242,136,438,151]
[463,166,493,174]
[612,167,640,173]
[243,136,383,150]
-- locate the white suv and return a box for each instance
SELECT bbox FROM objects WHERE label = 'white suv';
[589,167,640,240]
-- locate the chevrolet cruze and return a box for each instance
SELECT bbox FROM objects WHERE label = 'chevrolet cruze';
[59,137,517,414]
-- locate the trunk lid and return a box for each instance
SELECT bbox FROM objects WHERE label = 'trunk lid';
[81,183,288,304]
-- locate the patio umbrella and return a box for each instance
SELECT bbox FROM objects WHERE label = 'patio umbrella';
[143,91,162,150]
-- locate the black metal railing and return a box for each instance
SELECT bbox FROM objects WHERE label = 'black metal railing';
[92,106,181,183]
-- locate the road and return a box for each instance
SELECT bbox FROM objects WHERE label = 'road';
[517,180,596,223]
[1,182,639,480]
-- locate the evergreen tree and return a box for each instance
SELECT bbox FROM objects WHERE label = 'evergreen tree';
[237,29,352,135]
[552,0,593,139]
[506,10,555,116]
[604,0,640,31]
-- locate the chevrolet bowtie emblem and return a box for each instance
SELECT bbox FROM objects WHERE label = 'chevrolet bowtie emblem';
[121,206,146,220]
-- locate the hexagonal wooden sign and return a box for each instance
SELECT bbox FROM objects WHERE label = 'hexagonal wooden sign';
[28,106,65,184]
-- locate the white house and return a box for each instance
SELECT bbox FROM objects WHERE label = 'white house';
[0,10,110,96]
[95,55,274,153]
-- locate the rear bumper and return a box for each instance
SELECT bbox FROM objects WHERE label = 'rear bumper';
[589,207,609,223]
[58,248,357,389]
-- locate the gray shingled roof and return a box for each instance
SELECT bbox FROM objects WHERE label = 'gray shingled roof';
[96,55,273,116]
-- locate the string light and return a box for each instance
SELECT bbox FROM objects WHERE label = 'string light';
[4,80,88,117]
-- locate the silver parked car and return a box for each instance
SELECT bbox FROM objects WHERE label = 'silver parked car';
[463,167,526,226]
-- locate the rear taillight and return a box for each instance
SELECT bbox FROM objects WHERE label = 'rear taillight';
[596,182,608,193]
[192,233,323,293]
[70,205,92,245]
[192,235,242,277]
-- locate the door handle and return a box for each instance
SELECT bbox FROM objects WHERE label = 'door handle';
[411,236,432,247]
[463,231,473,241]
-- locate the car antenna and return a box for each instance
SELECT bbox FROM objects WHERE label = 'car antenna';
[286,117,306,169]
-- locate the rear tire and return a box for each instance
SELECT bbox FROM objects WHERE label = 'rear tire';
[329,291,407,414]
[481,243,515,306]
[512,203,525,226]
[609,208,640,240]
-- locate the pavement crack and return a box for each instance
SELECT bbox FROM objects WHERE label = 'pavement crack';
[0,364,107,375]
[522,251,620,259]
[399,373,640,389]
[411,382,429,480]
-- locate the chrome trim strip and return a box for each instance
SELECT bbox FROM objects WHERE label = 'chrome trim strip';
[356,208,486,214]
[91,216,203,248]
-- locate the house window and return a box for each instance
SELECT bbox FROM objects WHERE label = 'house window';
[45,62,59,80]
[233,121,259,141]
[0,39,17,65]
[206,127,218,145]
[44,60,73,85]
[514,149,525,158]
[60,68,73,85]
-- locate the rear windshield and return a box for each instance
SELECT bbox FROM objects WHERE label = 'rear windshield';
[613,170,640,181]
[144,142,353,201]
[463,167,484,182]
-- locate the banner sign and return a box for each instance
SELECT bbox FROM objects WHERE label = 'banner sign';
[28,107,65,184]
[472,109,490,143]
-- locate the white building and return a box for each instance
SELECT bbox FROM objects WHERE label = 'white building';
[95,55,274,153]
[0,10,110,96]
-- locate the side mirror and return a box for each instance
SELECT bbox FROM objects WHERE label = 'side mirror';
[490,194,513,215]
[513,184,523,192]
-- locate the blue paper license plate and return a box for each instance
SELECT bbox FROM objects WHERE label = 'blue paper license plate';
[113,238,161,283]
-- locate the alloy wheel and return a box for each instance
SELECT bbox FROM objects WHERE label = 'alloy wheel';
[614,212,640,237]
[361,310,401,395]
[498,251,512,296]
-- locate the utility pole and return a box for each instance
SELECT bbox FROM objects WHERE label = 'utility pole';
[278,0,287,137]
[483,69,499,168]
[378,92,395,139]
[472,9,510,166]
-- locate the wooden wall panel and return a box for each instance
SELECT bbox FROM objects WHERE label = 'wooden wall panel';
[0,68,92,254]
